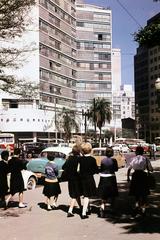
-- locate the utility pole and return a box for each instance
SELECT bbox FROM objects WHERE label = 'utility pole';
[54,98,58,143]
[82,109,89,142]
[93,98,97,145]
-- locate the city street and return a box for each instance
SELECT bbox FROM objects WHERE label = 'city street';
[0,159,160,240]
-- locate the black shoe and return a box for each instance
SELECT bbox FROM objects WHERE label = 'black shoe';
[81,215,89,219]
[67,212,74,217]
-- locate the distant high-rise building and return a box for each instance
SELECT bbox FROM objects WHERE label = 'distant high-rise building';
[112,48,121,92]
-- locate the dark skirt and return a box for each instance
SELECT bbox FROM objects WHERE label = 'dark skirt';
[129,170,150,197]
[10,174,25,195]
[68,177,82,198]
[43,181,61,198]
[81,175,97,198]
[98,176,118,200]
[0,178,8,198]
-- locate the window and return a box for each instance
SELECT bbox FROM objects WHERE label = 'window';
[99,73,103,80]
[90,63,94,70]
[98,34,103,40]
[9,101,18,108]
[77,22,84,27]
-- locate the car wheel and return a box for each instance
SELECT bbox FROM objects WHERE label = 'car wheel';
[27,176,37,190]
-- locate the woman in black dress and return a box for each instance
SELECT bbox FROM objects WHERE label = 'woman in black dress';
[79,142,99,219]
[98,146,118,217]
[6,148,27,208]
[0,150,9,203]
[62,145,82,217]
[127,146,153,215]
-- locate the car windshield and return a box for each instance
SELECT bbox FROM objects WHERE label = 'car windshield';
[40,151,66,158]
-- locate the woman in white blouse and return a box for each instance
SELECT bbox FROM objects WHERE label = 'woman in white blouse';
[127,146,153,215]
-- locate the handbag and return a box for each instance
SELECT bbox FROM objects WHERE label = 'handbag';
[147,172,156,189]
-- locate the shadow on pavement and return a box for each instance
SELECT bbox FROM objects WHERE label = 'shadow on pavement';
[90,165,160,234]
[0,200,19,209]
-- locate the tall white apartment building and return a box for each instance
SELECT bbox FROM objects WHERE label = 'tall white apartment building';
[112,48,121,92]
[76,2,112,109]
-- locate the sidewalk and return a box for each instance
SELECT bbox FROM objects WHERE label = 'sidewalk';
[0,160,160,240]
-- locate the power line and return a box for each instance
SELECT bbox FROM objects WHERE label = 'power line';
[115,0,143,28]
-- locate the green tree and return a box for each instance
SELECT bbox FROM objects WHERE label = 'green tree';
[56,107,79,142]
[133,18,160,47]
[89,98,112,146]
[0,0,37,97]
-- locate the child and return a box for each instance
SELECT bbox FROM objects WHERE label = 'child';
[43,152,61,211]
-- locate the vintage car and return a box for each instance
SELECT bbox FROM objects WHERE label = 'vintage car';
[92,147,126,168]
[26,146,72,180]
[112,144,130,153]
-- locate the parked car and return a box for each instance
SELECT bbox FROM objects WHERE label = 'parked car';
[7,169,37,191]
[112,144,130,153]
[22,142,46,158]
[92,147,126,168]
[26,146,72,180]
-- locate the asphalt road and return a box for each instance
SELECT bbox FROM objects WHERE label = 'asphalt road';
[0,159,160,240]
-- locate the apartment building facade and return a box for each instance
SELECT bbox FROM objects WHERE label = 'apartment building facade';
[134,13,160,143]
[76,2,112,110]
[39,0,77,110]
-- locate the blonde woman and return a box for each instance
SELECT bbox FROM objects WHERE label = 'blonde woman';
[79,142,99,219]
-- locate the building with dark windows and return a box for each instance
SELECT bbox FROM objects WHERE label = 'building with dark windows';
[134,13,160,143]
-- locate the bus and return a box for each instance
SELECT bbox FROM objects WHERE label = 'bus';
[115,138,149,152]
[0,133,15,153]
[115,138,146,145]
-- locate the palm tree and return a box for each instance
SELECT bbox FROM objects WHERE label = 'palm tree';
[89,98,112,146]
[56,107,79,142]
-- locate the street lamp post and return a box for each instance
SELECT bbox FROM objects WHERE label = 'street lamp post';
[82,109,90,142]
[155,77,160,111]
[54,98,58,143]
[93,98,97,145]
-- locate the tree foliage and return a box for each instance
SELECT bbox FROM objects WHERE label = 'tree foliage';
[0,0,36,39]
[133,19,160,47]
[56,108,79,141]
[89,98,112,143]
[0,0,37,97]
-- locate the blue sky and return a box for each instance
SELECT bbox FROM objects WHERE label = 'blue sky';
[85,0,160,86]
